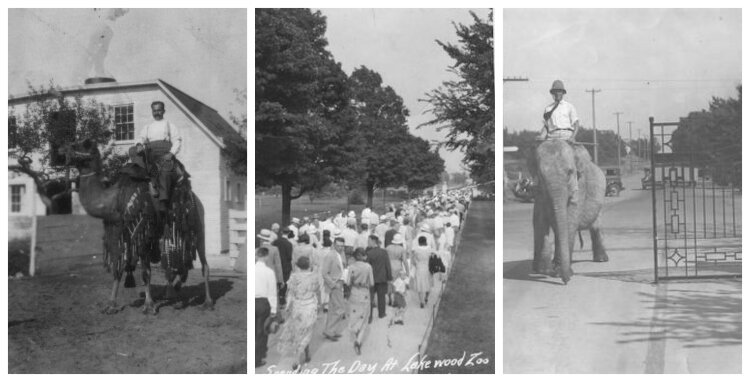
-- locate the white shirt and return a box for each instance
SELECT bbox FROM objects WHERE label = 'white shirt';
[449,214,460,228]
[543,100,578,131]
[342,228,358,246]
[255,260,278,314]
[140,119,182,155]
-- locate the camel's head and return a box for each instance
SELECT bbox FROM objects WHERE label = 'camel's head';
[60,139,102,171]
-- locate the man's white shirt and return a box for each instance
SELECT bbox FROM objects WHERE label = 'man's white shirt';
[255,260,277,314]
[544,100,579,130]
[139,119,182,155]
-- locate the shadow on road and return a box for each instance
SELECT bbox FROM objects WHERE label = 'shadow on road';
[503,259,565,286]
[590,280,741,348]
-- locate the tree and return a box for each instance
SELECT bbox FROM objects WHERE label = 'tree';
[255,9,351,226]
[403,136,445,195]
[672,85,741,185]
[421,10,494,185]
[346,66,414,207]
[224,87,247,176]
[8,82,121,213]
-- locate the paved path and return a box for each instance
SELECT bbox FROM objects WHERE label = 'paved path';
[421,200,495,373]
[503,176,741,373]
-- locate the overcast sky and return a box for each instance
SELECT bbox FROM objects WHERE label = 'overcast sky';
[319,8,492,174]
[504,8,741,141]
[8,8,246,125]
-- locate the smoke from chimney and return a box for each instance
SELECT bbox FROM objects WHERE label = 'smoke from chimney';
[83,8,129,85]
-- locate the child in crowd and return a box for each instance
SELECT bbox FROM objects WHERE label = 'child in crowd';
[392,270,409,325]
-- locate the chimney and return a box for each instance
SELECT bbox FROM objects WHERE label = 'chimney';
[85,76,116,85]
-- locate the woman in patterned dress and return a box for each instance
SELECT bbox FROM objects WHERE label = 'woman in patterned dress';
[411,236,434,308]
[276,256,320,371]
[347,248,374,355]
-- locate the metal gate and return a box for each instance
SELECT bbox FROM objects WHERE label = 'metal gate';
[650,117,742,281]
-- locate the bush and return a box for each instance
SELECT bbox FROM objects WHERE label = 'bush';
[348,190,365,205]
[9,238,31,276]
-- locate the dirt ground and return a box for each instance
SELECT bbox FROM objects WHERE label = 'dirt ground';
[8,262,247,373]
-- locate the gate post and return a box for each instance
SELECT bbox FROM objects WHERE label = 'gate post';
[650,117,659,283]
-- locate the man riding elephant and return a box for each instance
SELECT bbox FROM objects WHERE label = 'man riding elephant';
[537,80,580,141]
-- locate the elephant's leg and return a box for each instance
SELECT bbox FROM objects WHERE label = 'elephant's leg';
[590,219,609,262]
[142,264,157,315]
[532,202,554,274]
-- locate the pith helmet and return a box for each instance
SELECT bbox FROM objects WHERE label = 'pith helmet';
[550,80,567,94]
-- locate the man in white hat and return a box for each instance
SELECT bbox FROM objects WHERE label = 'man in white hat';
[374,215,390,248]
[538,79,580,141]
[256,229,283,293]
[270,223,280,243]
[412,223,437,251]
[341,221,359,258]
[288,217,301,240]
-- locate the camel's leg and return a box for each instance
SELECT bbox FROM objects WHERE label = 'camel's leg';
[199,251,214,310]
[590,218,609,262]
[102,276,124,314]
[142,264,157,315]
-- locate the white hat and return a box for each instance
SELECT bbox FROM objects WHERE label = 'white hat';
[391,233,404,245]
[257,229,273,242]
[420,223,431,232]
[348,211,356,218]
[333,228,342,237]
[292,217,300,224]
[380,215,388,222]
[271,223,280,230]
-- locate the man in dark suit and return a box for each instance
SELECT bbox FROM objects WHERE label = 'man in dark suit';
[272,228,293,307]
[366,235,392,320]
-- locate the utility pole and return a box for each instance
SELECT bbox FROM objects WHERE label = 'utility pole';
[586,89,601,165]
[627,121,633,172]
[614,112,623,169]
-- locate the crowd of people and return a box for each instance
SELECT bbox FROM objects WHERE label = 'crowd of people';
[255,189,472,371]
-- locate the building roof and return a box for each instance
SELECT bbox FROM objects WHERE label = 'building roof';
[159,80,244,148]
[9,79,245,149]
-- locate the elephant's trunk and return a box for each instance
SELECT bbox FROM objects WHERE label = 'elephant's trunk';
[543,168,574,284]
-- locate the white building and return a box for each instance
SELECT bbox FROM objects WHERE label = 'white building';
[8,79,246,257]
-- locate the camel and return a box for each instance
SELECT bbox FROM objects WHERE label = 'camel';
[65,139,213,314]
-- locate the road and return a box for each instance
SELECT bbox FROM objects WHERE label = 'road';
[503,175,742,373]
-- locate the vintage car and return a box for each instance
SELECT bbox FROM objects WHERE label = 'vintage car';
[602,167,624,197]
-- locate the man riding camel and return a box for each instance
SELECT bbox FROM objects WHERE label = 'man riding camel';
[129,101,186,221]
[538,80,580,141]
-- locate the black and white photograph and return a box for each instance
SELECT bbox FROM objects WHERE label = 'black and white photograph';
[503,9,741,373]
[7,8,248,373]
[255,8,494,374]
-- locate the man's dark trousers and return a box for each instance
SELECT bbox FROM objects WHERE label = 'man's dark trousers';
[255,298,270,366]
[370,282,388,318]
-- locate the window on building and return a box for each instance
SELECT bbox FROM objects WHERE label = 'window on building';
[114,104,135,141]
[49,110,77,167]
[225,179,231,201]
[10,185,25,213]
[9,116,17,149]
[236,182,243,204]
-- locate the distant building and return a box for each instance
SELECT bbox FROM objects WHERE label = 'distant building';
[8,79,246,257]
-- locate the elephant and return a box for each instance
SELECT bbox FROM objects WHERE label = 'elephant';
[530,139,608,284]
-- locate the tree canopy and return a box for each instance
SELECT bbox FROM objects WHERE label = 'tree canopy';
[8,82,122,213]
[255,9,351,225]
[672,85,741,185]
[421,10,494,188]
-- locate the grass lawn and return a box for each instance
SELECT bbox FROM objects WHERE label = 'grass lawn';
[421,200,495,374]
